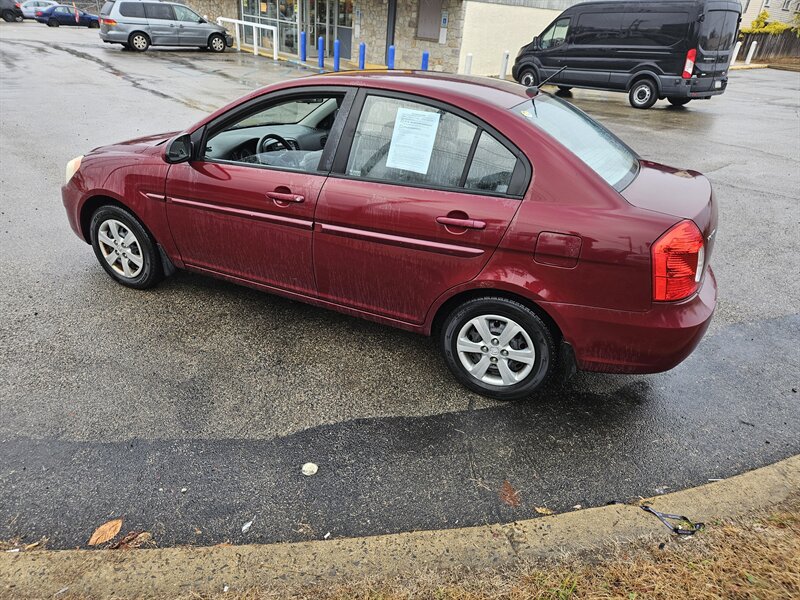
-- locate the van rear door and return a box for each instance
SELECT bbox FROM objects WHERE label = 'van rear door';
[694,3,740,93]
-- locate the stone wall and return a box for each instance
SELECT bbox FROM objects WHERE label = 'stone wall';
[182,0,239,22]
[353,0,389,65]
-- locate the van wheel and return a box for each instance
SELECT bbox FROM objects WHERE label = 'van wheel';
[667,97,691,107]
[440,297,556,401]
[518,67,538,87]
[129,32,150,52]
[629,79,658,109]
[208,33,226,53]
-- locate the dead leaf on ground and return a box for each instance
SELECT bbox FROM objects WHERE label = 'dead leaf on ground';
[535,506,554,515]
[88,518,123,546]
[108,531,154,550]
[499,480,521,508]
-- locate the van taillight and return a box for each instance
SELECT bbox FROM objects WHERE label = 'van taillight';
[652,220,705,302]
[101,17,117,25]
[682,49,697,79]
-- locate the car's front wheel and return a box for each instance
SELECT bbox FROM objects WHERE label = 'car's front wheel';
[208,33,226,53]
[440,297,556,401]
[90,205,163,289]
[517,67,538,87]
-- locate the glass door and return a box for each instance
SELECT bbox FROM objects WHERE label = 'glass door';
[302,0,351,60]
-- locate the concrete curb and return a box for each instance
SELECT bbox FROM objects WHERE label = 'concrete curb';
[1,455,798,599]
[730,63,770,70]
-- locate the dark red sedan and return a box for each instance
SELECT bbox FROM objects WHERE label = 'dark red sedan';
[62,72,717,400]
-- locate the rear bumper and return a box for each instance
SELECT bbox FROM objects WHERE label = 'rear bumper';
[99,30,129,43]
[658,75,728,98]
[543,267,717,374]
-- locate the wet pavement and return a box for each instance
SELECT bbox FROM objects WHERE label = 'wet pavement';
[0,24,798,549]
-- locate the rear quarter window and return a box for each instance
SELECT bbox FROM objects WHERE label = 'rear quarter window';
[119,2,145,17]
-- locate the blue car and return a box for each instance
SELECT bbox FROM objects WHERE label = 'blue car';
[35,4,99,26]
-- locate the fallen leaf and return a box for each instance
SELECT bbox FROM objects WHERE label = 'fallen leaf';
[23,541,41,551]
[534,506,554,515]
[109,531,154,550]
[499,480,521,507]
[241,519,254,534]
[88,518,123,546]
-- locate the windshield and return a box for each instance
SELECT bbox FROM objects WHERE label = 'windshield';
[512,95,638,190]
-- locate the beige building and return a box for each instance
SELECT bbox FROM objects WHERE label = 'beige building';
[741,0,800,25]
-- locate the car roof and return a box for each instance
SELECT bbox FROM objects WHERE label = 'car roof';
[298,70,531,110]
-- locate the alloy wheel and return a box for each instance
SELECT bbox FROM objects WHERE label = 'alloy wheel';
[210,35,224,52]
[97,219,144,278]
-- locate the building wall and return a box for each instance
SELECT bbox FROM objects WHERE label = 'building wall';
[352,0,389,65]
[743,0,800,25]
[460,0,560,75]
[183,0,239,22]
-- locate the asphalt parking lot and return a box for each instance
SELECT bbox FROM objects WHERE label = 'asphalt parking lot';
[1,23,799,550]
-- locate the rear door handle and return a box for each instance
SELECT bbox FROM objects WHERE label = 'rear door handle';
[436,216,486,230]
[267,191,305,203]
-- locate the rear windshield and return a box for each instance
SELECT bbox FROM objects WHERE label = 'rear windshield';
[100,1,113,15]
[512,95,638,190]
[700,10,739,51]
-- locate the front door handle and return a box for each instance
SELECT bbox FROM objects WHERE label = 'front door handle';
[436,216,486,230]
[267,191,305,203]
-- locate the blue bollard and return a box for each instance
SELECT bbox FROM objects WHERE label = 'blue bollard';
[333,39,340,72]
[421,51,429,71]
[358,42,366,70]
[318,36,324,69]
[387,45,395,70]
[299,31,306,62]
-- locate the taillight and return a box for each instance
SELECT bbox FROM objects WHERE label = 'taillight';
[652,220,705,302]
[101,17,117,25]
[682,49,696,79]
[14,2,20,7]
[35,9,42,15]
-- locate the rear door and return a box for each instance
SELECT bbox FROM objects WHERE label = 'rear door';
[313,91,529,325]
[560,11,621,86]
[143,1,177,45]
[695,4,740,91]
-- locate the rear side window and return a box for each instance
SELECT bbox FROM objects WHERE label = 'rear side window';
[143,2,174,19]
[119,2,145,17]
[100,1,114,15]
[620,12,689,46]
[700,10,738,51]
[572,12,621,45]
[465,132,517,194]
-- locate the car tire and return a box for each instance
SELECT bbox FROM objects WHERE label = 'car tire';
[121,43,131,50]
[129,31,150,52]
[440,297,556,401]
[629,79,658,109]
[517,67,538,87]
[47,17,59,26]
[1,10,16,22]
[88,20,99,28]
[208,33,225,53]
[667,97,691,107]
[90,205,164,290]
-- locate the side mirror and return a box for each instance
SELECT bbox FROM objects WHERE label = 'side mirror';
[532,36,539,48]
[198,17,205,23]
[165,134,192,164]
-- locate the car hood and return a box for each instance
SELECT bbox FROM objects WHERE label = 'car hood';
[90,131,181,155]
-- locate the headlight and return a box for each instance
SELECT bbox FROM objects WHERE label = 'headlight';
[65,155,83,184]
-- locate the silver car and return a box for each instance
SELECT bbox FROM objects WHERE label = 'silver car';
[21,0,57,19]
[98,0,233,52]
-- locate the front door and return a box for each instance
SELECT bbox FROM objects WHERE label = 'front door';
[536,16,570,83]
[313,92,526,324]
[165,90,351,295]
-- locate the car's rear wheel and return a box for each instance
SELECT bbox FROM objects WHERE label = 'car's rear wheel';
[629,79,658,109]
[129,32,150,52]
[517,67,537,87]
[440,297,556,401]
[208,33,225,53]
[88,20,99,28]
[2,10,17,22]
[667,97,691,107]
[47,17,59,26]
[90,205,163,289]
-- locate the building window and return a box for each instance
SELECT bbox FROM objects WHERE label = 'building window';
[417,0,443,41]
[781,0,790,9]
[764,0,770,7]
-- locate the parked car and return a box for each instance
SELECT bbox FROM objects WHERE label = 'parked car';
[512,0,742,109]
[61,72,717,400]
[98,0,232,52]
[35,4,99,26]
[1,0,23,22]
[20,0,56,19]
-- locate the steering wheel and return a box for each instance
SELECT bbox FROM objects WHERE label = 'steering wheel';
[258,133,292,154]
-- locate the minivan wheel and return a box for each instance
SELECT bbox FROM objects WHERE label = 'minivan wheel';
[440,297,556,401]
[208,33,225,52]
[667,97,691,107]
[518,67,538,87]
[629,79,658,109]
[90,205,164,289]
[129,32,150,52]
[47,17,59,26]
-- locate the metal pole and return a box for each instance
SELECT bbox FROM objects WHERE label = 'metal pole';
[745,41,757,65]
[731,40,741,66]
[296,0,302,58]
[318,36,324,68]
[464,52,472,74]
[334,38,340,71]
[358,41,366,69]
[300,30,307,61]
[387,44,395,69]
[499,50,509,80]
[421,51,429,71]
[253,24,259,56]
[325,0,330,57]
[235,22,240,52]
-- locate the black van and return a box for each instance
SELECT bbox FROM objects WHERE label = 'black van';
[511,0,741,109]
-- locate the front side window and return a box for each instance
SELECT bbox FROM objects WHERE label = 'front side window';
[204,94,343,173]
[346,96,477,189]
[540,17,569,49]
[144,2,174,20]
[173,4,200,21]
[513,95,638,190]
